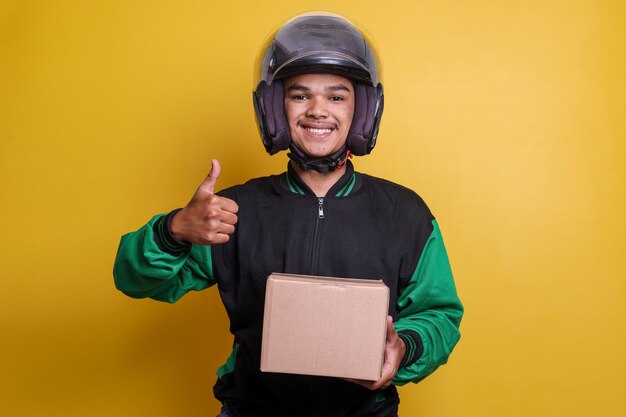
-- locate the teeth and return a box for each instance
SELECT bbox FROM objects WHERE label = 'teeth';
[305,127,332,135]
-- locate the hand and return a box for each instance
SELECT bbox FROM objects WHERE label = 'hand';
[345,316,406,390]
[170,159,239,245]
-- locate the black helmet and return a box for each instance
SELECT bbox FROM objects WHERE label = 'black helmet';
[253,12,384,172]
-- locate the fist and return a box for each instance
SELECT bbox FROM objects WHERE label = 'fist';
[170,159,239,245]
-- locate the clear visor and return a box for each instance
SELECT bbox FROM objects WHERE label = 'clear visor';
[253,12,382,88]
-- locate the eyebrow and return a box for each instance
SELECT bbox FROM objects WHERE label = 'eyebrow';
[286,84,352,93]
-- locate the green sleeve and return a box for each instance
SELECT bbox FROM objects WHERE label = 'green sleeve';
[113,214,216,303]
[393,219,463,385]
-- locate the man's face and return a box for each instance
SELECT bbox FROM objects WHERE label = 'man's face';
[283,73,355,159]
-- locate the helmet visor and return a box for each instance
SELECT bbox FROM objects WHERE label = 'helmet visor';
[254,12,382,87]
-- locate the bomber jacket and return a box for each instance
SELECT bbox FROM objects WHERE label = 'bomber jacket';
[113,161,463,417]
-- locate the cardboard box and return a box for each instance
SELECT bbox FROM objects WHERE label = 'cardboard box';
[261,273,389,381]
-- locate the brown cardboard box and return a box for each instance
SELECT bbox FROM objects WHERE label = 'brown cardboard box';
[261,273,389,381]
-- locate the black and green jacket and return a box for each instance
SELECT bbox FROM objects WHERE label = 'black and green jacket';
[113,161,463,417]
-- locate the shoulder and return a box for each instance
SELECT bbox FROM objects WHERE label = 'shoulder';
[358,173,434,220]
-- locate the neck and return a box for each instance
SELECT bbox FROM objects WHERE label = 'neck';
[290,161,347,197]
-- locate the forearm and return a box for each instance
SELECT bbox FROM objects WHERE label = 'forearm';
[393,219,463,385]
[393,304,462,385]
[113,213,215,303]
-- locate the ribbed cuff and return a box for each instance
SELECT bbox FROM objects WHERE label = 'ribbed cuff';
[397,330,424,368]
[152,208,190,255]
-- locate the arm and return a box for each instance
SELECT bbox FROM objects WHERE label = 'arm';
[344,220,462,390]
[393,219,463,385]
[113,212,215,303]
[344,316,407,390]
[113,159,239,303]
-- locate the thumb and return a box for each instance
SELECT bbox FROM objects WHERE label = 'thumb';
[197,159,221,195]
[386,316,395,339]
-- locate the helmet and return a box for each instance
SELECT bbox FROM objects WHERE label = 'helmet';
[252,12,384,172]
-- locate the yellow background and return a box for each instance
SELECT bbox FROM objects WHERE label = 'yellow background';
[1,0,625,416]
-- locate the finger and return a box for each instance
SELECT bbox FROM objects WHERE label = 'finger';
[208,232,231,245]
[214,210,238,226]
[212,220,236,236]
[206,198,238,225]
[198,159,221,195]
[374,374,393,390]
[219,196,239,214]
[206,194,239,215]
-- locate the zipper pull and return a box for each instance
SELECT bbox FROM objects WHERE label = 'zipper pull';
[318,197,325,219]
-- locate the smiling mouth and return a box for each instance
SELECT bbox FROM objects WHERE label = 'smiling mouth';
[298,121,336,136]
[305,127,333,135]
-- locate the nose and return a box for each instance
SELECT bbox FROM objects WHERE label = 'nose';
[305,97,328,119]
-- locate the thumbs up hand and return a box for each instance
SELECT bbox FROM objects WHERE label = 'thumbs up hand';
[170,160,239,245]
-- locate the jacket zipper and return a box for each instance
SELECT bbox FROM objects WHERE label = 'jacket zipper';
[307,197,325,407]
[309,198,325,274]
[318,197,325,219]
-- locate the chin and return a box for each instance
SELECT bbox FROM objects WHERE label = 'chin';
[304,148,337,159]
[294,140,346,160]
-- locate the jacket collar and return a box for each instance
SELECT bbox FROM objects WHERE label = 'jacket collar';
[282,160,361,197]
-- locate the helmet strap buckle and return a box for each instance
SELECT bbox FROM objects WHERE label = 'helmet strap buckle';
[287,146,349,174]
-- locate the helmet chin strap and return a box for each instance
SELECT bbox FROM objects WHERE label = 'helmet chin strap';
[287,145,351,174]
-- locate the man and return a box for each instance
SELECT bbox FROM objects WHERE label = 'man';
[114,12,463,417]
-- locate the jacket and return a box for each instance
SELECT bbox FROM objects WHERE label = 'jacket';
[113,161,463,417]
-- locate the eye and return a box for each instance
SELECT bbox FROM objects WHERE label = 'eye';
[290,94,308,101]
[329,95,344,102]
